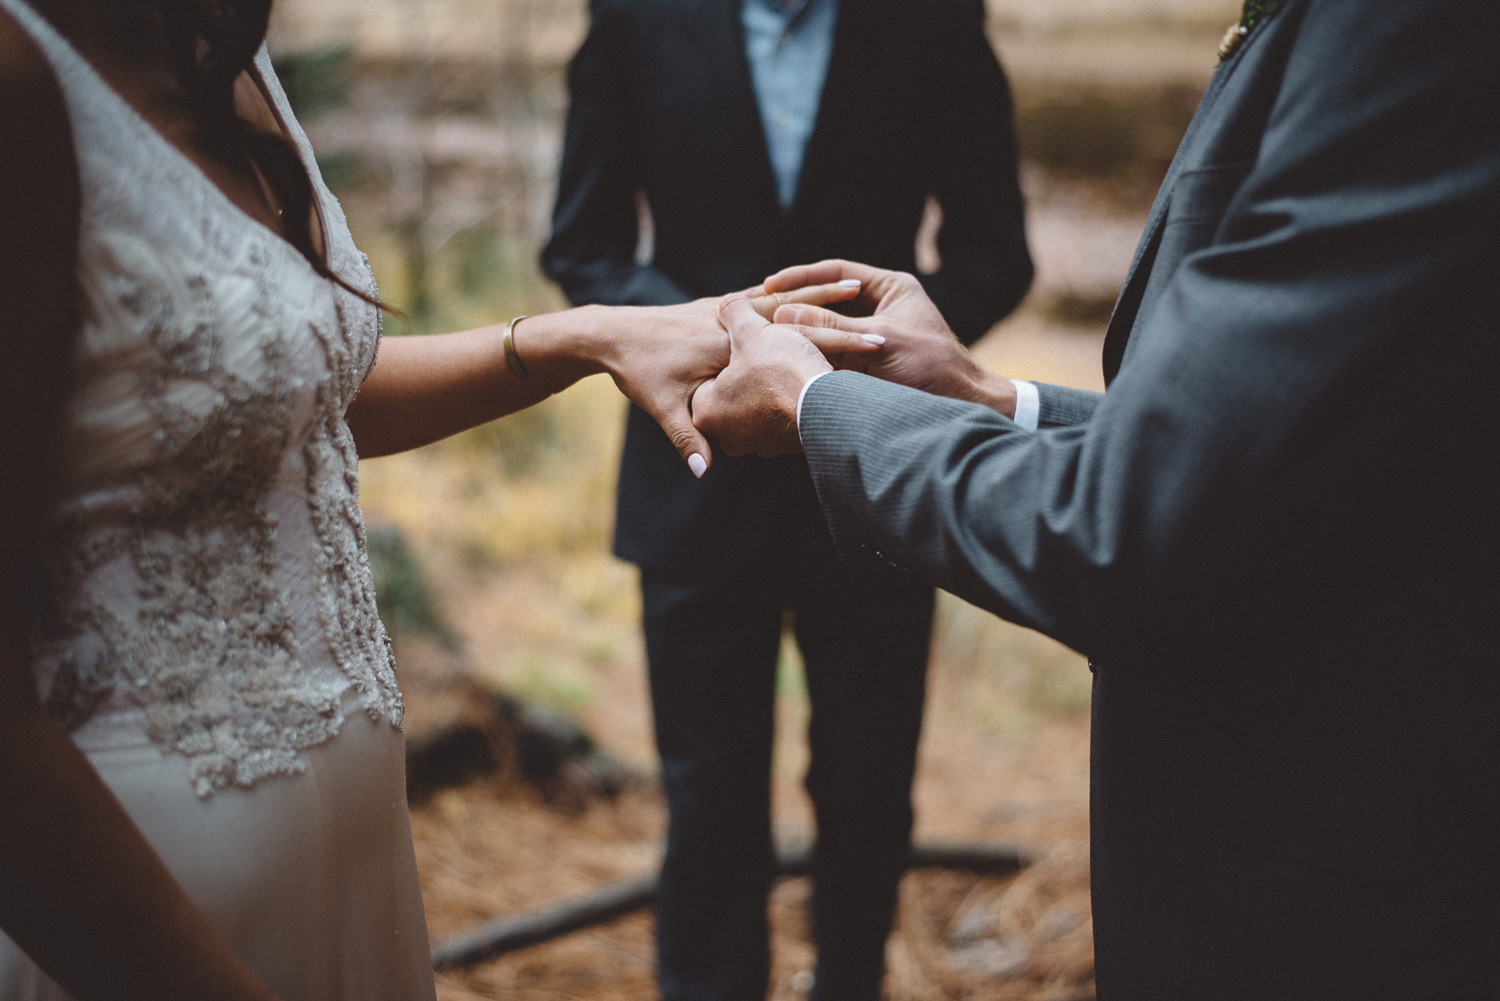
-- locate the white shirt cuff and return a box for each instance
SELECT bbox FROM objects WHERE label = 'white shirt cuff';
[796,370,834,443]
[1010,379,1040,431]
[799,373,1038,438]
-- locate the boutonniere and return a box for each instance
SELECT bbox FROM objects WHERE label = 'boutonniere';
[1218,0,1283,61]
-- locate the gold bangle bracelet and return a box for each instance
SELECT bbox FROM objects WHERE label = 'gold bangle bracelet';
[502,315,531,380]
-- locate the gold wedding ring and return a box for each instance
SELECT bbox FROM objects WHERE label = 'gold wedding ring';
[772,292,787,307]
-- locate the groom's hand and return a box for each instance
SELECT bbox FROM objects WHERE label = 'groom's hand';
[763,260,1019,418]
[691,295,873,457]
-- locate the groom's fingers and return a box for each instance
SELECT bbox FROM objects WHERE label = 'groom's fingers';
[717,293,772,343]
[803,330,884,360]
[774,302,870,330]
[774,303,883,347]
[689,376,716,429]
[709,296,830,456]
[690,375,753,458]
[688,376,739,456]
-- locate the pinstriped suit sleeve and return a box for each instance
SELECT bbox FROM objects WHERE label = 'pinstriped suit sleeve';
[798,0,1500,663]
[1035,383,1101,428]
[800,371,1118,655]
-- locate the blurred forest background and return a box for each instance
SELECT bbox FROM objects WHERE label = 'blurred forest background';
[265,1,1240,998]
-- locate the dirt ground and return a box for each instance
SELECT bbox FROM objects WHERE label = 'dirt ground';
[406,641,1097,1001]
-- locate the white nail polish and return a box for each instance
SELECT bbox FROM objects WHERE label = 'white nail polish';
[838,279,862,288]
[861,334,886,345]
[688,453,708,478]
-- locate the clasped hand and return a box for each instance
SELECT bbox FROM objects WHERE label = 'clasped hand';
[689,260,1017,459]
[625,260,1015,473]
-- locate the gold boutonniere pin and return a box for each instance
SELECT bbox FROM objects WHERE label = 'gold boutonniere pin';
[1219,0,1284,61]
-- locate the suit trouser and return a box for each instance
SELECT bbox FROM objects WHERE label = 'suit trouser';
[641,548,933,1001]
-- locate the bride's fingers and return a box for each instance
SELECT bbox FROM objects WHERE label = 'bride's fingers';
[744,280,862,321]
[782,280,864,306]
[763,259,877,294]
[654,394,713,477]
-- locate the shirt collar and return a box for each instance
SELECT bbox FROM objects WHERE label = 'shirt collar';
[747,0,814,26]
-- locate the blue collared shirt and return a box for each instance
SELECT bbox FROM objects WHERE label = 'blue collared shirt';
[740,0,840,209]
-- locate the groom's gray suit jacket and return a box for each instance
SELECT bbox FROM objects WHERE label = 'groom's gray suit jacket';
[800,1,1499,996]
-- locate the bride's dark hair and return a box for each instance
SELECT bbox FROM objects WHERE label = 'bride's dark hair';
[149,0,382,306]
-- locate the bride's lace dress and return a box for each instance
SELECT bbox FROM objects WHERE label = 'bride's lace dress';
[0,1,436,997]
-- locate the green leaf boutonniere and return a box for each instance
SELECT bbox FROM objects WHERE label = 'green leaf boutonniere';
[1218,0,1284,61]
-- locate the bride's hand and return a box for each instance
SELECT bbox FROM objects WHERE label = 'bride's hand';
[585,298,730,477]
[585,278,873,477]
[348,275,875,466]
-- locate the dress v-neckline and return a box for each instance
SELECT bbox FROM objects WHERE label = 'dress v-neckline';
[20,3,330,272]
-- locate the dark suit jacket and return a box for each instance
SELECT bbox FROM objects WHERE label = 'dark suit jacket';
[799,0,1499,995]
[543,0,1031,580]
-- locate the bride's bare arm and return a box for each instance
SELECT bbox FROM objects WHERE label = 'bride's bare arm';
[346,284,877,473]
[347,301,729,471]
[0,19,281,1001]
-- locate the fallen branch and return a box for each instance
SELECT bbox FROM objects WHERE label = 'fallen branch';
[431,840,1033,969]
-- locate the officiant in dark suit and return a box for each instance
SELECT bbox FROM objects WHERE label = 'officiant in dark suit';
[542,1,1030,998]
[693,0,1500,996]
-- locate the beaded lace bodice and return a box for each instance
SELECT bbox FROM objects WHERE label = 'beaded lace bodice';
[6,0,403,797]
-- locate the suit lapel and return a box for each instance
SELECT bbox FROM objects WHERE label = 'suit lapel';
[1099,33,1258,383]
[784,0,883,221]
[701,0,784,226]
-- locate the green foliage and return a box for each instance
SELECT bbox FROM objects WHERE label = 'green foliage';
[1028,661,1094,717]
[579,633,619,665]
[369,227,559,340]
[452,227,509,299]
[448,399,564,478]
[776,630,808,700]
[1239,0,1283,32]
[271,47,362,194]
[510,649,595,712]
[313,150,362,193]
[271,44,355,120]
[366,524,454,646]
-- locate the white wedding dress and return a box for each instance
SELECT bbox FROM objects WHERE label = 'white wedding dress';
[0,1,437,998]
